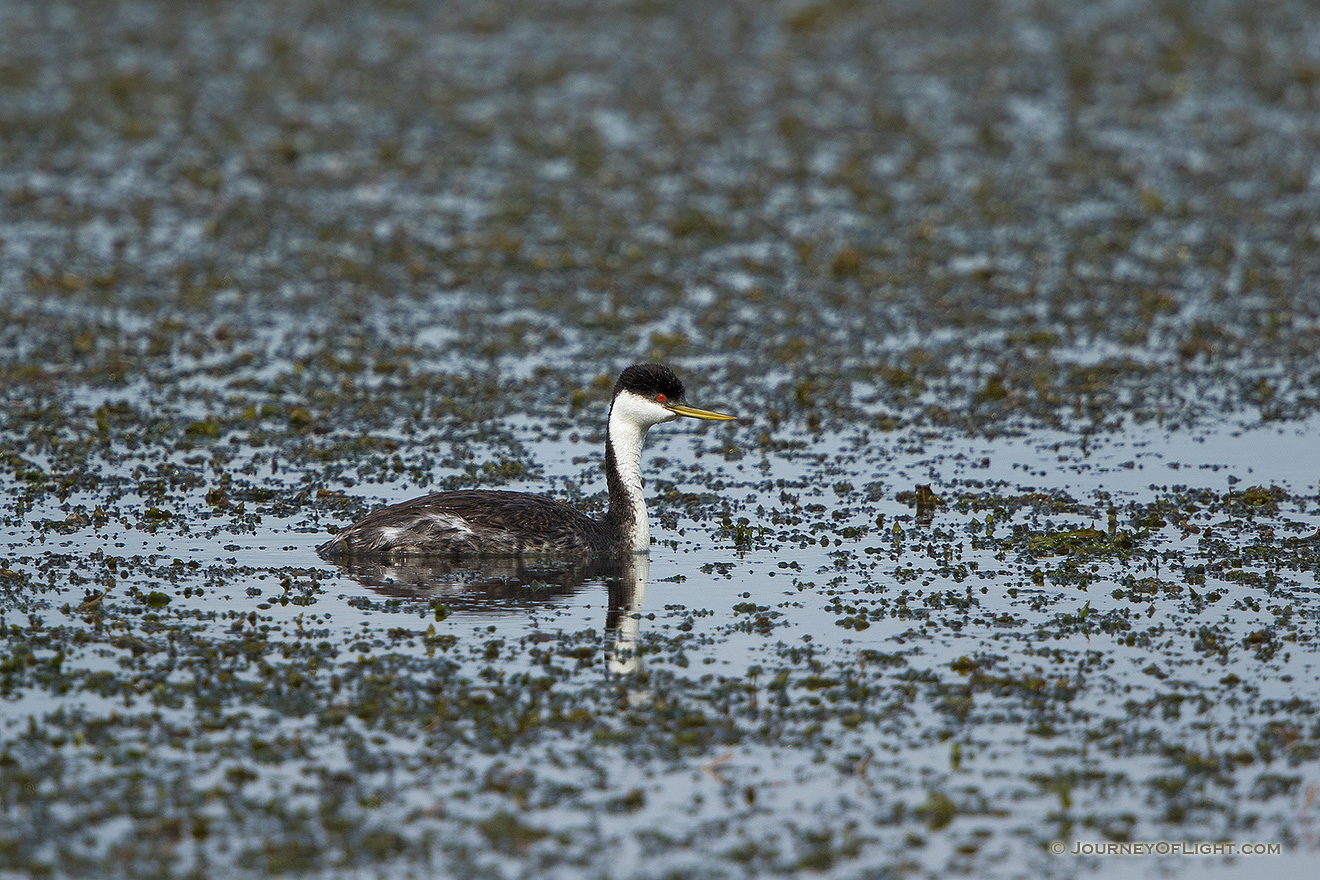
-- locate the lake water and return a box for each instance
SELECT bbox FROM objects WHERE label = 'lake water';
[2,1,1320,877]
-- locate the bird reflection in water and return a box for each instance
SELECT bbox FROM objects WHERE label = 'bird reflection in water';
[326,554,650,675]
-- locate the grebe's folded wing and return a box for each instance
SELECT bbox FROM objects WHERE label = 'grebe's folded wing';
[322,490,599,557]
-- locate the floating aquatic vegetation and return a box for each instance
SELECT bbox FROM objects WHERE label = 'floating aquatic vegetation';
[3,1,1320,878]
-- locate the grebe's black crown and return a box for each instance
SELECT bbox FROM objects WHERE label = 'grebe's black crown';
[614,363,685,402]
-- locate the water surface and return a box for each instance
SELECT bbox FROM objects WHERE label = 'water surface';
[2,1,1320,878]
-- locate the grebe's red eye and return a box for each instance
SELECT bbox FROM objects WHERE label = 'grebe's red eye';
[656,393,667,402]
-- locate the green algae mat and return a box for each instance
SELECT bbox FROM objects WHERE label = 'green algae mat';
[2,1,1320,877]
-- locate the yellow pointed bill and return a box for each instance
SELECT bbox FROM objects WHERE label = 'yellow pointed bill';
[665,403,737,421]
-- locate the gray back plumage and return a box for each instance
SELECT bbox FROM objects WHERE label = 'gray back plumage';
[318,490,614,557]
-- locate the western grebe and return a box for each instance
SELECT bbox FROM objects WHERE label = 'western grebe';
[316,364,735,558]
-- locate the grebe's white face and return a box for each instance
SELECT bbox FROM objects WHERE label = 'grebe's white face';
[612,390,680,429]
[607,383,735,554]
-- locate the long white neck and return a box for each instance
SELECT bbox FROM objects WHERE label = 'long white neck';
[606,399,654,552]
